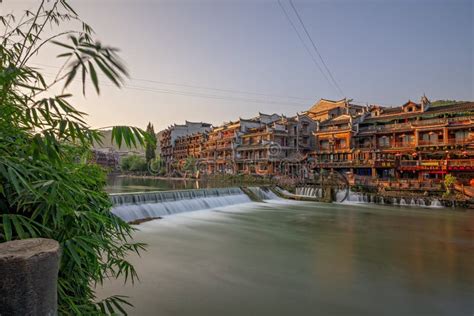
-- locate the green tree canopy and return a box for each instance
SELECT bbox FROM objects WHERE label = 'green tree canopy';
[145,122,157,163]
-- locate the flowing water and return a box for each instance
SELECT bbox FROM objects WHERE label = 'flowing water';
[99,197,474,315]
[110,188,252,222]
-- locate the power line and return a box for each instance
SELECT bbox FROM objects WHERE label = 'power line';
[36,64,391,108]
[40,72,309,108]
[32,62,315,102]
[277,0,338,97]
[288,0,345,97]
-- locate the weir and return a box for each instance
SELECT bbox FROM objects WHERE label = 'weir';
[247,187,281,201]
[341,190,444,208]
[294,186,445,208]
[110,187,252,222]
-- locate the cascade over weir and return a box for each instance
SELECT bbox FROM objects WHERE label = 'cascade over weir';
[109,184,450,223]
[110,187,279,222]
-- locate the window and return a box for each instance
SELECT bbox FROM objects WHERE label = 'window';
[302,124,309,133]
[320,140,330,150]
[378,136,390,147]
[339,139,347,148]
[455,130,468,141]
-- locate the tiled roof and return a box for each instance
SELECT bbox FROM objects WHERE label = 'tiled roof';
[363,102,474,123]
[427,102,474,113]
[320,114,351,126]
[307,98,347,114]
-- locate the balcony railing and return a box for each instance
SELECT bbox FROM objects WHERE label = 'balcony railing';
[318,125,351,132]
[448,159,474,167]
[417,140,444,146]
[358,123,412,133]
[318,145,349,151]
[446,138,473,146]
[399,160,419,167]
[418,139,472,146]
[377,141,415,149]
[412,116,474,127]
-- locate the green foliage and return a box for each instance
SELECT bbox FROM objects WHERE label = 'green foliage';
[182,156,197,174]
[1,1,146,314]
[121,155,147,172]
[149,156,165,175]
[443,173,457,195]
[145,122,157,163]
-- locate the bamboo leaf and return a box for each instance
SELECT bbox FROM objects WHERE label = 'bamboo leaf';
[2,215,12,241]
[88,61,99,94]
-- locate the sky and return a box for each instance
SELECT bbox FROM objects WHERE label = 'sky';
[1,0,473,131]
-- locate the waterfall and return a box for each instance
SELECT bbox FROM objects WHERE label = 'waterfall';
[110,187,252,222]
[247,187,281,201]
[430,199,443,208]
[296,186,321,198]
[336,190,348,202]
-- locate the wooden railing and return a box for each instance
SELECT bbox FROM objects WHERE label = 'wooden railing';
[418,138,472,146]
[448,159,474,167]
[358,123,412,133]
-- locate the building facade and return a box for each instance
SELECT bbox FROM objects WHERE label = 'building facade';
[159,121,212,172]
[157,97,473,185]
[313,97,474,184]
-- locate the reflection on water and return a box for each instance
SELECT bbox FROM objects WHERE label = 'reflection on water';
[105,175,238,193]
[98,201,474,316]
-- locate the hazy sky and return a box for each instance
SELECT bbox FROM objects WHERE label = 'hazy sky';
[2,0,473,130]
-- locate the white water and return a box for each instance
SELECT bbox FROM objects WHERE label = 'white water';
[110,187,252,222]
[430,199,443,208]
[247,187,281,201]
[343,191,444,208]
[295,186,321,198]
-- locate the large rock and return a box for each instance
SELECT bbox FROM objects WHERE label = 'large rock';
[0,238,60,316]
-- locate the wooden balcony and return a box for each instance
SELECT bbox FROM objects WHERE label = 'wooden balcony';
[358,123,412,133]
[447,159,474,170]
[417,139,472,147]
[318,145,350,152]
[417,140,444,146]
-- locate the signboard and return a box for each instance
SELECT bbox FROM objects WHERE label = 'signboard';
[420,161,440,167]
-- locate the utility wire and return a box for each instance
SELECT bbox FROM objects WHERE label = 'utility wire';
[288,0,345,97]
[40,72,309,108]
[37,64,391,107]
[32,62,314,102]
[277,0,337,97]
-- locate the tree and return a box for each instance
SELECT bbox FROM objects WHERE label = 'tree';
[444,174,457,195]
[183,156,197,175]
[121,154,147,172]
[0,1,147,314]
[149,155,165,176]
[145,122,157,163]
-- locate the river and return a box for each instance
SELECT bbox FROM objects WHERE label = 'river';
[99,182,474,315]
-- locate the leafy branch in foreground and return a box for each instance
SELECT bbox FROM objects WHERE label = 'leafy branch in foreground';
[1,1,147,314]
